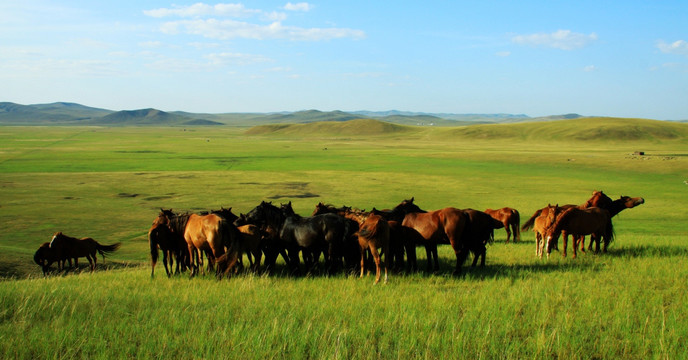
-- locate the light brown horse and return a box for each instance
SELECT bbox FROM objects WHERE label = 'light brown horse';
[343,210,390,284]
[484,207,521,243]
[154,209,240,278]
[48,232,120,271]
[545,207,614,258]
[532,204,559,258]
[393,198,470,275]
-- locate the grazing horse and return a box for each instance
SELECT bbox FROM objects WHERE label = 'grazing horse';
[392,198,470,275]
[33,242,75,275]
[462,209,504,267]
[545,207,614,258]
[48,232,120,271]
[484,207,520,243]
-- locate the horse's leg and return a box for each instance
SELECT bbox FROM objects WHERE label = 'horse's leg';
[580,235,587,252]
[562,234,568,257]
[571,235,579,259]
[505,222,512,243]
[359,244,366,278]
[370,245,382,284]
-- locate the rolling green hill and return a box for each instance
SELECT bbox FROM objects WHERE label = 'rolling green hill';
[245,118,418,136]
[244,116,688,143]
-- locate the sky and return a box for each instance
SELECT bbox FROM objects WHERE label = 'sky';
[1,1,687,119]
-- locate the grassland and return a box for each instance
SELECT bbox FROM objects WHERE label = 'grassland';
[0,118,687,358]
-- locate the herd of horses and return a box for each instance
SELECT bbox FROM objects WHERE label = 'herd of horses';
[33,190,644,283]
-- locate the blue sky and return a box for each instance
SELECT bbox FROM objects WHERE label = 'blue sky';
[2,1,687,119]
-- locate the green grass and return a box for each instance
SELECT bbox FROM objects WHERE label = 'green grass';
[0,121,687,358]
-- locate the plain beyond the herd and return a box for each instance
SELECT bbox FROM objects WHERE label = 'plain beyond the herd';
[33,190,644,284]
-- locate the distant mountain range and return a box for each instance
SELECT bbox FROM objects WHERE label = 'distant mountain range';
[0,101,587,126]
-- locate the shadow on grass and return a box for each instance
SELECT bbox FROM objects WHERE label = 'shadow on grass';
[605,245,688,258]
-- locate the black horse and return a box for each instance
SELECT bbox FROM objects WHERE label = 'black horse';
[244,201,349,274]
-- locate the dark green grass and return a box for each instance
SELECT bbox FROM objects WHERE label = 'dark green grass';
[0,123,687,358]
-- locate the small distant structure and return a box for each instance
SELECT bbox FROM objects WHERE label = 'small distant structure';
[634,151,645,155]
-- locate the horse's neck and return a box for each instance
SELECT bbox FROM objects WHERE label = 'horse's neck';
[606,200,627,217]
[170,215,189,233]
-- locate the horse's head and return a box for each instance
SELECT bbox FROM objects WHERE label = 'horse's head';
[212,207,238,222]
[312,202,333,216]
[620,195,645,208]
[280,201,296,218]
[393,197,424,214]
[245,201,279,226]
[153,209,175,227]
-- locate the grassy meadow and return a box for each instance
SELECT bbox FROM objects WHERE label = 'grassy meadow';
[0,119,687,358]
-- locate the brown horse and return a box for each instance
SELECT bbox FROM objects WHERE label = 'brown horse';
[545,207,614,258]
[48,232,120,271]
[532,204,560,258]
[393,198,470,275]
[577,191,644,251]
[484,207,520,243]
[341,209,390,284]
[149,213,189,278]
[154,209,240,277]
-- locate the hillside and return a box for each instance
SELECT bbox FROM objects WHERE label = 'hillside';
[441,117,688,142]
[92,108,222,126]
[245,118,417,136]
[0,102,113,123]
[245,116,688,143]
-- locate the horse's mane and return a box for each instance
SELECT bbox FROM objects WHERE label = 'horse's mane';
[168,212,191,234]
[582,191,613,209]
[550,207,577,233]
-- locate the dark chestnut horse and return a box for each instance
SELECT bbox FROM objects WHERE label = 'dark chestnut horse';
[340,209,390,284]
[545,207,614,258]
[462,209,504,267]
[48,232,120,271]
[34,242,76,275]
[484,207,520,243]
[392,198,470,275]
[243,201,293,272]
[149,211,189,278]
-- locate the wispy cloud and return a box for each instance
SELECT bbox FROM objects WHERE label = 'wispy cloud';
[158,18,364,41]
[144,3,260,18]
[657,40,688,56]
[284,2,312,12]
[495,51,511,57]
[512,30,598,50]
[583,65,596,72]
[145,2,362,41]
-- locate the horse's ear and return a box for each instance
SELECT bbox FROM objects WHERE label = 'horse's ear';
[411,197,415,202]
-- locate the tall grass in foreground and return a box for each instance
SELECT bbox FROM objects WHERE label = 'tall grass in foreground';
[1,234,686,359]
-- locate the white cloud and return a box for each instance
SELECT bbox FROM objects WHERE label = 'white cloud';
[205,52,272,65]
[144,3,259,18]
[284,2,312,12]
[146,3,364,41]
[583,65,596,72]
[159,19,365,41]
[657,40,688,56]
[512,30,598,50]
[495,51,511,57]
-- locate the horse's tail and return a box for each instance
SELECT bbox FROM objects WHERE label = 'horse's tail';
[512,209,521,241]
[605,214,615,244]
[149,227,160,276]
[96,242,121,262]
[521,209,541,231]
